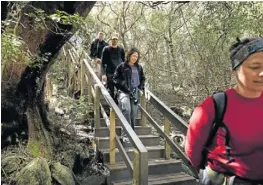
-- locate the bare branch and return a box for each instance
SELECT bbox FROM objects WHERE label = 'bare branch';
[179,5,203,61]
[96,5,112,29]
[127,5,144,31]
[109,2,119,17]
[137,1,190,9]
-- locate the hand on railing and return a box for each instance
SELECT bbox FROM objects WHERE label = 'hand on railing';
[94,58,101,64]
[139,89,144,96]
[102,75,107,82]
[130,89,139,105]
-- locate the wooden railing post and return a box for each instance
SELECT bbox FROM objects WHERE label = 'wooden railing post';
[133,149,139,185]
[87,71,92,105]
[80,59,85,98]
[110,108,116,165]
[140,91,147,127]
[94,85,100,128]
[164,118,171,159]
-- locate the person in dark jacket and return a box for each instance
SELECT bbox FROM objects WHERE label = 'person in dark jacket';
[113,47,146,142]
[89,32,108,77]
[101,33,125,98]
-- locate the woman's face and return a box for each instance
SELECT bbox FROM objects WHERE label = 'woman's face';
[234,52,263,93]
[129,52,139,64]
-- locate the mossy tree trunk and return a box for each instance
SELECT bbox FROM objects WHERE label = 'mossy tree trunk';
[1,1,96,159]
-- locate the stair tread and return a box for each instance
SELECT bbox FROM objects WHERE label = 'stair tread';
[91,118,141,120]
[148,172,196,185]
[96,126,151,129]
[102,145,165,153]
[112,172,196,185]
[97,135,159,140]
[107,159,181,170]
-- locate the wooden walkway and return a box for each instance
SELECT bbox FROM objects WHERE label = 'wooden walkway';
[66,47,198,185]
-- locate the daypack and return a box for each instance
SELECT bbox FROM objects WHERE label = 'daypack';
[200,91,234,169]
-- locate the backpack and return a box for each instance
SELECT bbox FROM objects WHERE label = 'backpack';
[200,91,234,169]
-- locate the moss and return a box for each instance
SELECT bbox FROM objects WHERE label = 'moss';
[51,162,75,185]
[27,139,52,159]
[2,156,25,175]
[26,106,53,159]
[27,140,40,157]
[16,157,52,185]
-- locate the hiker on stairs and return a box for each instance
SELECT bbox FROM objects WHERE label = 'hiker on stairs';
[101,33,125,100]
[113,47,146,143]
[89,31,108,78]
[185,37,263,185]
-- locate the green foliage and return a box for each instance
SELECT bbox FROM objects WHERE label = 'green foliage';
[84,1,263,109]
[1,33,31,67]
[49,10,84,28]
[24,7,46,30]
[1,32,52,68]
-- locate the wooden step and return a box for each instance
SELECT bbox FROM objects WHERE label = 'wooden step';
[96,135,160,150]
[91,118,143,127]
[95,126,152,137]
[102,146,165,163]
[112,172,197,185]
[107,159,183,182]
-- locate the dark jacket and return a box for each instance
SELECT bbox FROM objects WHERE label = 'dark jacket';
[89,39,108,59]
[113,60,145,93]
[101,46,125,75]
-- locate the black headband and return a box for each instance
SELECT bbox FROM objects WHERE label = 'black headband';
[230,38,263,70]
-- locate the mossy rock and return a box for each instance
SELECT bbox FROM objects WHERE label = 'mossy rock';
[51,162,75,185]
[2,155,26,175]
[79,175,107,185]
[16,157,51,185]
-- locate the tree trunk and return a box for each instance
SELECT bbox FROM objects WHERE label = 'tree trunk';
[1,1,96,159]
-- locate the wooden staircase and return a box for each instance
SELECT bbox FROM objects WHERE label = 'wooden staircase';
[65,50,198,185]
[94,118,197,185]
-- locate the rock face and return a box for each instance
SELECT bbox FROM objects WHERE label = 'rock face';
[16,157,52,185]
[51,162,75,185]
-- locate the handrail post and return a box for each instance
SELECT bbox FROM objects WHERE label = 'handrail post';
[110,108,116,165]
[164,118,171,159]
[80,60,85,98]
[140,91,147,127]
[94,85,100,128]
[133,149,139,185]
[87,70,92,105]
[139,151,148,185]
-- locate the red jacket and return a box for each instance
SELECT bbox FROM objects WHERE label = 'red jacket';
[185,88,263,180]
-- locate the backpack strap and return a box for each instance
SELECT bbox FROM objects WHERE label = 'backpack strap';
[209,91,227,146]
[200,91,230,169]
[213,92,234,163]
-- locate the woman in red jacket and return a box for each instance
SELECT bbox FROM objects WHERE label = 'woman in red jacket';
[185,37,263,185]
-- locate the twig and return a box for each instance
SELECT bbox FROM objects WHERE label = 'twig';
[1,166,13,185]
[179,5,203,61]
[71,171,82,185]
[96,5,112,29]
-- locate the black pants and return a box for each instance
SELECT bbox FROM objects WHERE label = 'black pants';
[106,74,115,99]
